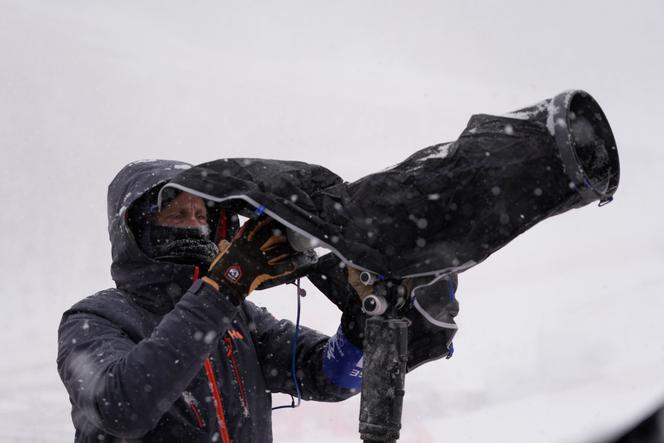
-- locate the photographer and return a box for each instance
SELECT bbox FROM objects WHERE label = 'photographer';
[57,159,458,442]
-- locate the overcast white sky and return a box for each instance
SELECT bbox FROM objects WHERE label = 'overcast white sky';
[0,1,663,441]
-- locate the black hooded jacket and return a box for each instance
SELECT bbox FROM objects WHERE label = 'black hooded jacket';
[57,160,356,442]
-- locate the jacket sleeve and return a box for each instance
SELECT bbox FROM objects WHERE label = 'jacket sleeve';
[56,281,239,438]
[244,301,362,402]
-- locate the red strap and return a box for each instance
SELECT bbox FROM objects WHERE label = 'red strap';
[216,208,228,242]
[204,358,231,443]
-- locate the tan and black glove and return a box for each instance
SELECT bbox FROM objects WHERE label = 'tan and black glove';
[202,215,302,304]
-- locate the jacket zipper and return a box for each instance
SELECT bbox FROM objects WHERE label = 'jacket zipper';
[194,266,231,443]
[189,402,205,429]
[224,334,250,417]
[183,391,206,429]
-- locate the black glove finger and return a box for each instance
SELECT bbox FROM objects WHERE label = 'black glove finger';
[267,255,299,276]
[243,215,272,239]
[259,233,289,252]
[232,213,262,239]
[255,255,318,290]
[247,217,287,246]
[263,243,298,264]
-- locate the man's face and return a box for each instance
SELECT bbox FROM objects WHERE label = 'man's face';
[154,192,208,228]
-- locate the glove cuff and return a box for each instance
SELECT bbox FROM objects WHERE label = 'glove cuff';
[322,325,364,391]
[340,312,366,349]
[201,276,244,306]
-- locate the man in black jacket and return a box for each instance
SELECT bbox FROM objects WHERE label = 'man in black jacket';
[57,159,459,442]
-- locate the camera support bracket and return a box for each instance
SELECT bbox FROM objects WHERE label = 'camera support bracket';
[358,280,409,443]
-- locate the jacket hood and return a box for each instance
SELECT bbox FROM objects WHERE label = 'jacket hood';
[107,159,200,312]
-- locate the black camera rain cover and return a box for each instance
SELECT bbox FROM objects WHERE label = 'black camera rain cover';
[162,90,619,279]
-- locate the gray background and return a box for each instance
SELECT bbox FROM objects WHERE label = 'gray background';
[1,1,662,441]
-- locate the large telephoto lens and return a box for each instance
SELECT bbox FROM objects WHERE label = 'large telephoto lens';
[164,90,620,279]
[550,91,619,205]
[338,90,621,276]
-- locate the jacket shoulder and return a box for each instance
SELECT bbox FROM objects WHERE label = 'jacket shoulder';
[61,288,151,341]
[65,288,135,317]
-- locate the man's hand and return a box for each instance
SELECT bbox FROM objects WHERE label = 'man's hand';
[308,254,459,370]
[306,255,369,347]
[202,215,301,303]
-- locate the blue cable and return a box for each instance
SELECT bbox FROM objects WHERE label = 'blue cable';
[272,279,303,410]
[446,276,456,359]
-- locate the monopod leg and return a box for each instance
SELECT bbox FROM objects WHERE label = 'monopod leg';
[359,316,409,443]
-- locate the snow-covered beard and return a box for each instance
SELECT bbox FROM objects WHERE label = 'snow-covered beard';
[143,224,219,269]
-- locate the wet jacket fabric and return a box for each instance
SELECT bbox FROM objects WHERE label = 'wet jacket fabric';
[57,160,356,442]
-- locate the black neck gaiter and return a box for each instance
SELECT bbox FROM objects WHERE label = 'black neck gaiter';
[140,224,219,269]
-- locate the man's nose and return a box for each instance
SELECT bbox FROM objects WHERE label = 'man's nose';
[181,213,206,227]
